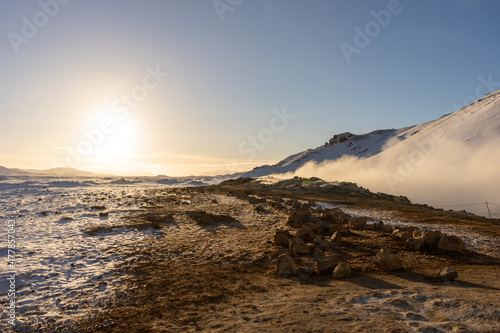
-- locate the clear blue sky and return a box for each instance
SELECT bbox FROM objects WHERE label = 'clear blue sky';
[1,0,499,176]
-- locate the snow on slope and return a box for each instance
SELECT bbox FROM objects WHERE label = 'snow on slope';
[244,89,500,178]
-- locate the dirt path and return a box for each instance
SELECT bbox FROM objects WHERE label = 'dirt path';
[45,185,500,333]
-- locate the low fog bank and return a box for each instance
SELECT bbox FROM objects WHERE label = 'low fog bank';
[281,137,500,218]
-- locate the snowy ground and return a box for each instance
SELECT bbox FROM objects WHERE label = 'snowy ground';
[0,176,221,331]
[1,176,498,331]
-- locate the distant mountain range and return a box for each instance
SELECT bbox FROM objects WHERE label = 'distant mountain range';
[0,166,115,177]
[244,89,500,178]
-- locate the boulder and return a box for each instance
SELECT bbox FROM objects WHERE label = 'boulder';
[319,210,336,222]
[391,229,413,241]
[329,224,348,235]
[413,229,442,247]
[332,262,351,279]
[337,212,352,224]
[349,217,367,230]
[296,223,317,242]
[436,267,458,282]
[277,253,298,276]
[405,237,423,251]
[437,234,465,252]
[375,221,392,233]
[313,235,331,250]
[372,248,402,271]
[316,224,331,236]
[289,237,310,255]
[286,207,310,228]
[316,254,346,274]
[330,231,342,244]
[274,229,291,247]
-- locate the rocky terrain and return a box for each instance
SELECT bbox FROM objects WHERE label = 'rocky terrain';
[31,177,499,333]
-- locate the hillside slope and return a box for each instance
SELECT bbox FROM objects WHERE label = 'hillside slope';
[244,89,500,178]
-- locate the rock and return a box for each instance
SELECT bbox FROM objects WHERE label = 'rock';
[372,248,402,271]
[286,208,310,228]
[330,231,342,244]
[332,262,351,279]
[329,224,348,235]
[269,201,285,210]
[319,210,335,222]
[413,229,442,247]
[277,253,298,276]
[349,217,367,230]
[296,224,317,242]
[374,221,391,233]
[313,235,330,250]
[320,210,350,224]
[316,224,331,236]
[437,267,458,281]
[98,212,109,217]
[364,223,376,230]
[211,199,219,204]
[337,212,352,224]
[391,229,413,241]
[274,229,291,247]
[91,205,106,210]
[405,237,422,251]
[289,237,310,255]
[437,234,465,252]
[316,254,346,274]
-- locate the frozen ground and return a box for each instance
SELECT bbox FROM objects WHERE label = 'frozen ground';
[0,176,221,331]
[1,176,498,332]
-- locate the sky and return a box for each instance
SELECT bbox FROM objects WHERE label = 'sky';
[1,0,499,176]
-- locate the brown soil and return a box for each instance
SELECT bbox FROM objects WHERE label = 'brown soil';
[47,181,500,332]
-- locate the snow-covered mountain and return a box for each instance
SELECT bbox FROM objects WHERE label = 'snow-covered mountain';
[244,89,500,178]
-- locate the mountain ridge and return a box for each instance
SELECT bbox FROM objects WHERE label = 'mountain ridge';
[0,166,115,177]
[244,89,500,178]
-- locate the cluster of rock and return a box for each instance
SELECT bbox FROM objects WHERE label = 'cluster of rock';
[222,177,411,204]
[274,202,465,282]
[391,227,466,253]
[324,132,355,147]
[275,204,354,280]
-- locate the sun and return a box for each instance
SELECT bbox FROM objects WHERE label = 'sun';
[83,114,144,174]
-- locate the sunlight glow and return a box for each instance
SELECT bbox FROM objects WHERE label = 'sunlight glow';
[78,111,145,175]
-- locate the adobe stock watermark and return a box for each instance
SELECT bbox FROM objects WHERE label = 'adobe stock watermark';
[63,65,168,169]
[340,0,411,64]
[213,0,243,22]
[225,106,296,174]
[7,0,71,54]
